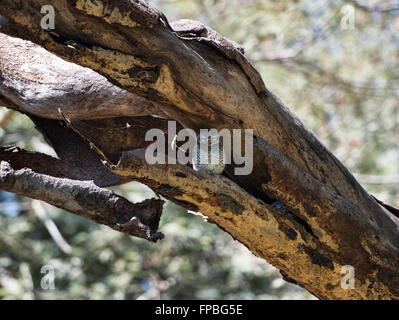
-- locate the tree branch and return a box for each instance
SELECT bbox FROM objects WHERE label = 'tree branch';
[347,0,399,13]
[0,160,165,242]
[31,199,72,254]
[0,33,165,120]
[105,143,399,299]
[0,0,387,218]
[0,0,398,299]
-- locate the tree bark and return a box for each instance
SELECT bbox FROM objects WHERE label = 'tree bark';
[0,0,398,299]
[0,160,164,241]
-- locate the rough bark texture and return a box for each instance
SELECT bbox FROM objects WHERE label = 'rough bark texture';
[0,0,398,299]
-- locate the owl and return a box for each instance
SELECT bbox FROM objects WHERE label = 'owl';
[192,133,225,174]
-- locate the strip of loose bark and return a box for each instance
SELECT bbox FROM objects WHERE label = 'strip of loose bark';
[0,160,164,242]
[0,145,86,180]
[28,115,128,187]
[0,33,164,120]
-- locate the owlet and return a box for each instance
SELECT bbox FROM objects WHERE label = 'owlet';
[192,133,225,175]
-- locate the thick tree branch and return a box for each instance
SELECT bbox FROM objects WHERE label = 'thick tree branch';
[0,33,164,119]
[105,143,399,299]
[0,0,398,299]
[0,160,164,242]
[0,0,388,218]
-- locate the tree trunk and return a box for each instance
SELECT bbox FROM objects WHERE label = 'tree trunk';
[0,0,398,299]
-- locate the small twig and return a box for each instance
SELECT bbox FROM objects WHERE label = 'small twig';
[31,199,72,254]
[347,0,399,13]
[0,108,15,127]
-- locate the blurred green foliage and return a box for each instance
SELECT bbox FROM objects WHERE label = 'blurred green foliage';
[1,0,398,299]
